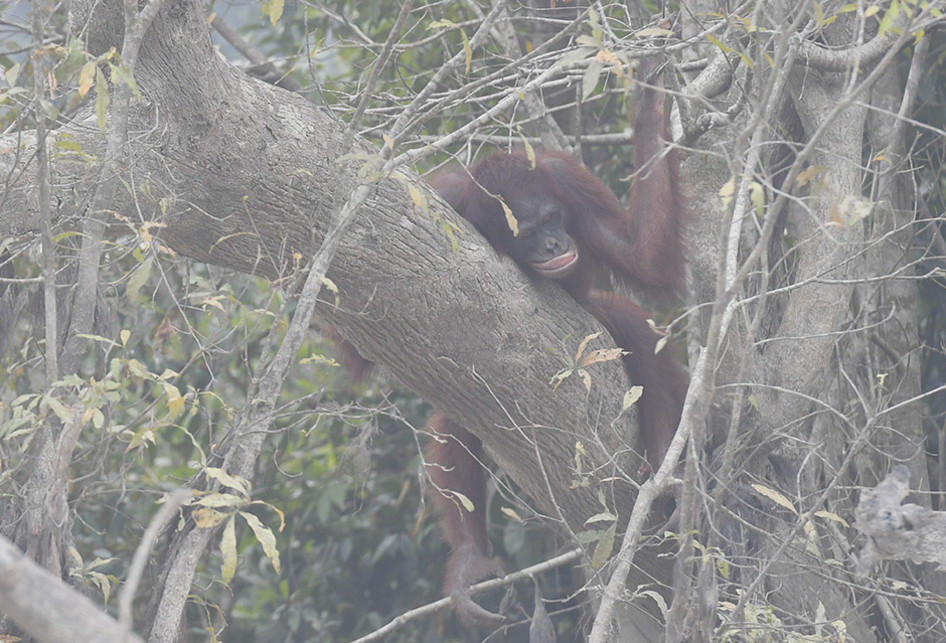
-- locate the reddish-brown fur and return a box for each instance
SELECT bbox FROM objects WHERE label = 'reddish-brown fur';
[330,56,688,625]
[424,55,689,624]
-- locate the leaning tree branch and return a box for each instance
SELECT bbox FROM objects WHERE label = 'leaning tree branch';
[795,7,943,72]
[0,534,144,643]
[4,0,674,636]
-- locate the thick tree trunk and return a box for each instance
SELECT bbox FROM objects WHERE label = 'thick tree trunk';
[2,0,941,640]
[1,0,658,620]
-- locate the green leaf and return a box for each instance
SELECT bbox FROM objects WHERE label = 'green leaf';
[717,555,732,580]
[550,367,573,390]
[261,0,284,26]
[558,46,593,68]
[584,511,617,525]
[587,7,603,43]
[428,19,457,29]
[125,255,153,302]
[88,571,112,604]
[44,395,72,424]
[878,0,900,38]
[591,523,616,570]
[581,60,603,101]
[4,63,20,88]
[109,63,142,102]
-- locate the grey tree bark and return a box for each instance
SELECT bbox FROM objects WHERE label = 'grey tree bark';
[671,2,943,642]
[1,0,943,641]
[1,0,662,638]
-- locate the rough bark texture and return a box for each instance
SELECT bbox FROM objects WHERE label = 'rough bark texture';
[671,3,939,641]
[1,0,647,553]
[2,0,941,641]
[0,535,144,643]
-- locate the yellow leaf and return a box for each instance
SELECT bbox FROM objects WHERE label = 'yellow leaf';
[460,29,472,75]
[199,296,226,311]
[814,510,849,528]
[220,516,237,582]
[194,492,243,509]
[751,483,797,514]
[804,519,822,557]
[408,184,429,215]
[500,200,518,236]
[448,490,475,513]
[622,386,643,412]
[163,382,184,419]
[125,358,151,379]
[500,507,523,522]
[94,67,109,131]
[193,506,229,528]
[205,467,250,496]
[706,33,733,53]
[88,571,111,604]
[78,62,95,97]
[578,368,591,392]
[718,176,735,210]
[579,347,625,368]
[575,332,602,360]
[550,368,572,389]
[654,335,667,355]
[795,165,829,187]
[878,1,899,37]
[318,274,339,307]
[749,181,765,218]
[262,0,283,26]
[521,136,536,169]
[241,511,281,574]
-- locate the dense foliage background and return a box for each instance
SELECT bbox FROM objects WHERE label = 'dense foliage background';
[1,1,945,642]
